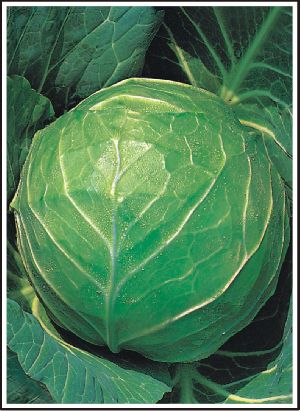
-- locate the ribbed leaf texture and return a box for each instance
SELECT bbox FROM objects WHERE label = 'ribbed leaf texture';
[7,6,163,114]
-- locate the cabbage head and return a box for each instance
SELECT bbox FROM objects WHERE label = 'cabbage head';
[11,78,290,362]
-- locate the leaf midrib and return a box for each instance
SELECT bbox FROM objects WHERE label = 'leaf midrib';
[223,7,283,102]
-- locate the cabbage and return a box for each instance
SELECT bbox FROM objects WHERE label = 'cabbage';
[11,78,289,362]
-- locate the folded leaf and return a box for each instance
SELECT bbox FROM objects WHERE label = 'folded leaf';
[234,104,292,197]
[7,75,54,202]
[7,298,171,404]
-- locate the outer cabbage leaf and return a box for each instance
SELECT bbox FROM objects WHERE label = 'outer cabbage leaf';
[7,6,163,114]
[225,302,292,404]
[7,349,55,404]
[234,104,292,198]
[11,78,290,363]
[7,75,54,202]
[144,6,292,195]
[7,298,171,404]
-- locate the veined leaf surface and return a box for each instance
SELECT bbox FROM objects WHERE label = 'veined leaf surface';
[7,298,171,404]
[7,6,163,113]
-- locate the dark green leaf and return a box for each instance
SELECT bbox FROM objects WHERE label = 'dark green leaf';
[225,299,292,404]
[7,349,55,404]
[145,7,292,106]
[7,6,163,113]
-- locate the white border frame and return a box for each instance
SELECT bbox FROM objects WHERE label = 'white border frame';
[2,1,298,409]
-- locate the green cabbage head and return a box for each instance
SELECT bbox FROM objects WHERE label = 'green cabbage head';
[11,78,290,362]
